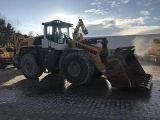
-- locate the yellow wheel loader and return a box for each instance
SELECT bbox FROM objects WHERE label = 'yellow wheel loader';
[0,47,14,69]
[14,19,152,89]
[146,39,160,64]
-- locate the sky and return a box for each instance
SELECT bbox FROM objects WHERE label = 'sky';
[0,0,160,36]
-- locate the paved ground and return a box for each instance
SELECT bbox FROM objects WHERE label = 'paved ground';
[0,59,160,120]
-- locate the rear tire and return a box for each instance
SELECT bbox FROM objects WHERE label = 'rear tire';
[20,53,43,79]
[13,63,20,69]
[0,59,6,69]
[155,57,160,65]
[50,69,59,75]
[61,52,94,85]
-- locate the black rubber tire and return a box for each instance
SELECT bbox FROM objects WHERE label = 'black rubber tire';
[61,52,94,85]
[59,51,70,75]
[3,65,7,69]
[13,63,21,69]
[0,59,5,69]
[155,57,160,65]
[20,53,43,79]
[50,69,59,74]
[93,68,102,78]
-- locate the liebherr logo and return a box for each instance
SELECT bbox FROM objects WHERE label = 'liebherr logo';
[75,43,97,55]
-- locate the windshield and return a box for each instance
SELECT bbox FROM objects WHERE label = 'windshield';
[46,25,70,44]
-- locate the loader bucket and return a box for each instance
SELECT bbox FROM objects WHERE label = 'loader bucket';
[106,46,152,89]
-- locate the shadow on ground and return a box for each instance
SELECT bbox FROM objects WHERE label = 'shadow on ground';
[7,73,153,101]
[0,68,22,85]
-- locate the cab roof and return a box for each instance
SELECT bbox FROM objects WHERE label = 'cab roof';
[42,20,73,27]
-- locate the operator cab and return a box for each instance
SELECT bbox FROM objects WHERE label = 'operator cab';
[42,20,73,50]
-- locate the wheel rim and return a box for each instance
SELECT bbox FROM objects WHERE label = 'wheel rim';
[68,61,81,76]
[24,61,32,73]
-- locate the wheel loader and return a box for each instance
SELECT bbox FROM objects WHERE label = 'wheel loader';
[13,33,32,68]
[146,39,160,64]
[0,33,31,69]
[14,19,152,89]
[0,47,14,69]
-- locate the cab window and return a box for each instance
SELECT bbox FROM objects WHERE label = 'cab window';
[46,25,70,44]
[46,26,53,40]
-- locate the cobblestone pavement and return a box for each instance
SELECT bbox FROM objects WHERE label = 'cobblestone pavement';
[0,59,160,120]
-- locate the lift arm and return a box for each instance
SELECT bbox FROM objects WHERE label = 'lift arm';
[72,19,88,40]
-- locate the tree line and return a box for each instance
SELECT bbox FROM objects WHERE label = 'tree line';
[0,16,35,47]
[0,18,15,47]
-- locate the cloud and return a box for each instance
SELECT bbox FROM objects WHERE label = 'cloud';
[83,17,159,36]
[136,0,152,8]
[90,0,102,5]
[121,0,129,3]
[87,0,130,15]
[117,26,160,35]
[90,0,129,7]
[110,0,129,7]
[86,17,148,27]
[84,9,106,15]
[153,17,159,20]
[140,10,150,16]
[107,0,129,7]
[111,1,119,7]
[115,17,148,26]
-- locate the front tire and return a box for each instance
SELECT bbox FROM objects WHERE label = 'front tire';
[20,53,43,79]
[61,52,94,85]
